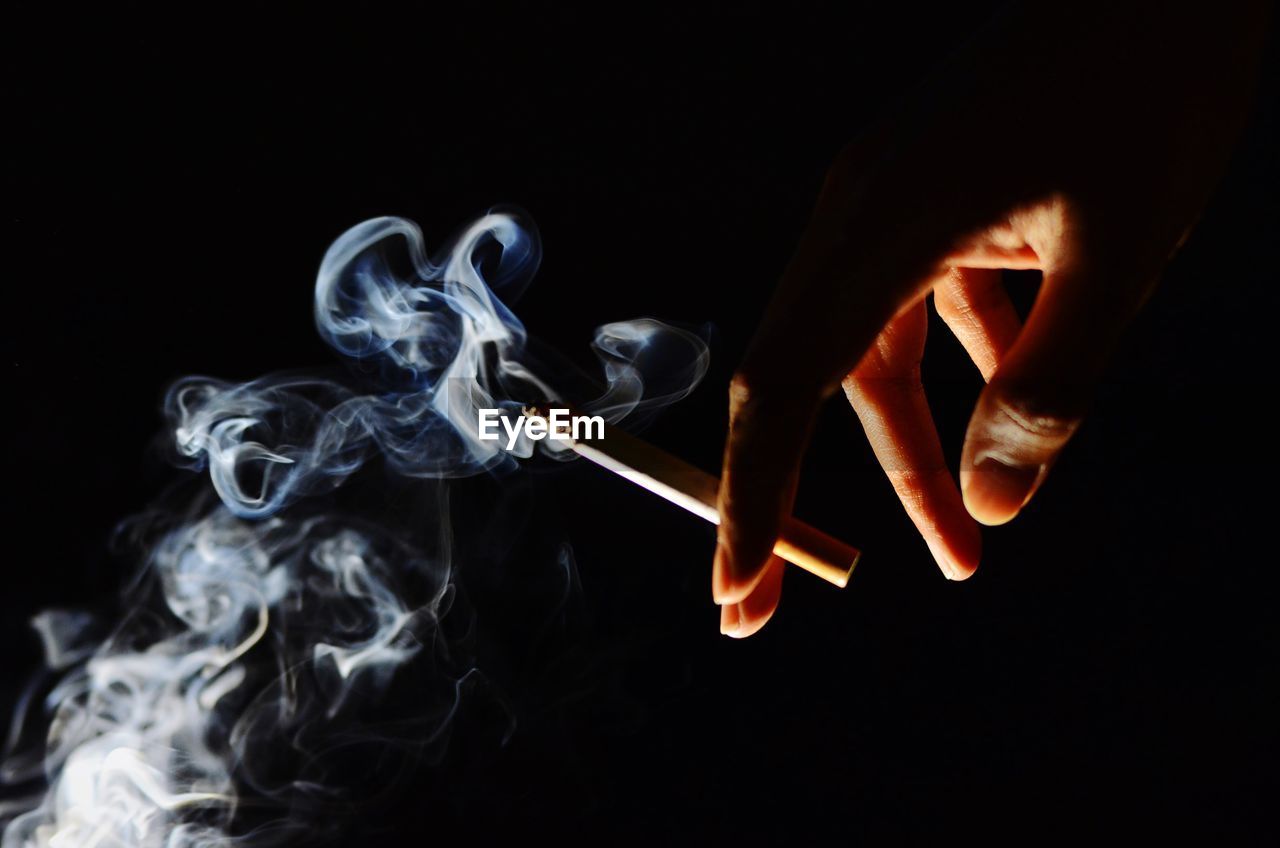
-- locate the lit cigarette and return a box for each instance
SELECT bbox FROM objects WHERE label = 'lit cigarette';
[527,406,859,588]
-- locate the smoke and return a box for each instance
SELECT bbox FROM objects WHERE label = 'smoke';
[0,210,709,846]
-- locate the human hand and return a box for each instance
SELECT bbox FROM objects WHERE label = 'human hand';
[714,2,1269,637]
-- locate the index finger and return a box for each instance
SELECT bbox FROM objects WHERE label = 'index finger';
[712,142,930,604]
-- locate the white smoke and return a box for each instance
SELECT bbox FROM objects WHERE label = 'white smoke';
[0,210,708,846]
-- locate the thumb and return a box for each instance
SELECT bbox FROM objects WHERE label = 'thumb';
[961,258,1149,525]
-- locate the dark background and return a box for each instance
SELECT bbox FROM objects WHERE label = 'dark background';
[5,3,1277,843]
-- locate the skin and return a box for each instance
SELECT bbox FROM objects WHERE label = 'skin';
[713,3,1271,637]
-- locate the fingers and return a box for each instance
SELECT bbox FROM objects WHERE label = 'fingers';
[719,555,785,639]
[713,137,927,611]
[712,371,817,605]
[843,297,982,580]
[933,267,1022,382]
[961,258,1145,525]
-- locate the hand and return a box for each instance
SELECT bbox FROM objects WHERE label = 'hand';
[713,2,1269,638]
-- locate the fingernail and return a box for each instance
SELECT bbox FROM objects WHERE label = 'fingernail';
[925,538,960,580]
[964,457,1040,526]
[924,523,981,581]
[719,603,741,637]
[711,542,737,605]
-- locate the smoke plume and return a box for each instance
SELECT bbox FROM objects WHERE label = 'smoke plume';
[0,210,708,846]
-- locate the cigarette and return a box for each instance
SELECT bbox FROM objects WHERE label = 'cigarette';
[526,406,859,588]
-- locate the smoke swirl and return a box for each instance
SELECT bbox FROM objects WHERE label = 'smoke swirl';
[0,210,709,846]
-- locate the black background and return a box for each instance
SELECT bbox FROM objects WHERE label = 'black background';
[5,3,1278,843]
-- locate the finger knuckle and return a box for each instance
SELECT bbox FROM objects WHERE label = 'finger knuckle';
[932,291,970,325]
[728,365,787,409]
[728,370,755,406]
[886,465,952,506]
[934,283,982,326]
[731,365,825,420]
